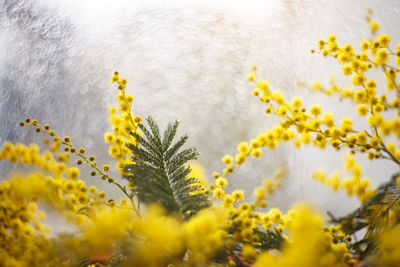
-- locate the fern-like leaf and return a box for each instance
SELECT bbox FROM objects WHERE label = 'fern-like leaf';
[329,174,400,257]
[122,117,210,219]
[253,229,285,251]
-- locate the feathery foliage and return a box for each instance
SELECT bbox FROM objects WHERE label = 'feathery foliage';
[329,174,400,256]
[122,117,210,218]
[253,229,285,251]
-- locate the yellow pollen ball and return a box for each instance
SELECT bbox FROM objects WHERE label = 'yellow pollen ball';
[216,177,228,189]
[222,155,233,165]
[309,105,322,116]
[351,73,366,86]
[237,142,249,154]
[104,132,114,143]
[257,80,269,91]
[213,188,225,199]
[67,167,80,180]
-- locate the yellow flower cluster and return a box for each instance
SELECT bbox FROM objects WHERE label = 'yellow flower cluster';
[209,161,352,265]
[187,162,209,194]
[257,166,285,201]
[2,9,400,267]
[221,11,399,209]
[312,16,400,170]
[205,10,399,266]
[107,71,142,173]
[106,205,229,267]
[18,119,141,217]
[81,205,134,254]
[318,32,399,89]
[0,161,111,265]
[0,174,56,266]
[378,226,400,266]
[251,73,399,159]
[254,204,354,267]
[0,73,239,266]
[0,140,72,178]
[313,153,374,202]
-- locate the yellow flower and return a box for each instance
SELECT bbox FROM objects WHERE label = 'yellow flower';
[353,90,367,103]
[67,167,80,180]
[312,169,326,182]
[341,117,353,132]
[309,105,322,117]
[222,155,233,165]
[374,48,389,65]
[238,203,251,213]
[242,244,256,260]
[312,81,323,90]
[134,116,142,123]
[369,20,380,33]
[378,227,400,266]
[317,39,325,50]
[265,106,273,114]
[271,91,286,105]
[360,40,370,51]
[322,113,335,128]
[376,34,391,47]
[330,127,342,139]
[250,139,261,148]
[236,153,246,165]
[252,88,261,96]
[351,73,366,86]
[247,73,255,81]
[357,104,369,116]
[254,187,265,200]
[366,79,377,90]
[216,177,228,189]
[341,64,353,76]
[356,132,368,144]
[110,72,119,83]
[276,105,289,117]
[373,103,384,113]
[213,188,225,199]
[327,33,337,42]
[369,136,380,148]
[337,52,350,64]
[222,195,234,208]
[237,142,249,154]
[367,114,383,127]
[186,163,209,195]
[232,190,245,202]
[104,132,114,143]
[291,97,303,109]
[251,148,262,158]
[257,80,270,92]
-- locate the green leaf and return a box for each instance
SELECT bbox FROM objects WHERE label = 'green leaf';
[122,116,210,219]
[329,174,400,257]
[253,229,285,251]
[162,120,179,152]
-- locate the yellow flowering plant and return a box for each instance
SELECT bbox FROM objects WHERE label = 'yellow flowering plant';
[1,9,400,267]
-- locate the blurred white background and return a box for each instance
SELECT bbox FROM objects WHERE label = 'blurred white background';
[1,0,399,220]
